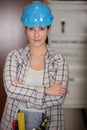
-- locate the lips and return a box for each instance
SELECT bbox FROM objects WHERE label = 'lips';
[33,39,41,41]
[33,39,42,43]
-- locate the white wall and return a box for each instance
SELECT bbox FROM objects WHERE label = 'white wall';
[48,1,87,108]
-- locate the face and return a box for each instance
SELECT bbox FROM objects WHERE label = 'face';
[26,26,50,47]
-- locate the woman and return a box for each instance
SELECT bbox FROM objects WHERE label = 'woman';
[1,1,69,130]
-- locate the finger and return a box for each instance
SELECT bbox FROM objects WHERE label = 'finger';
[60,92,66,96]
[13,79,19,84]
[60,88,66,94]
[57,81,62,85]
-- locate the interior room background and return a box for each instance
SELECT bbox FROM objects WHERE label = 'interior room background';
[0,0,87,130]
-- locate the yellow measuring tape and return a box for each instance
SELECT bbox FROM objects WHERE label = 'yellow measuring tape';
[17,112,25,130]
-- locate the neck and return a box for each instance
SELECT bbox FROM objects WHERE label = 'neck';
[29,45,47,57]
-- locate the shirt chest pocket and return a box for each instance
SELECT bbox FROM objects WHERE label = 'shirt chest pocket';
[17,63,27,83]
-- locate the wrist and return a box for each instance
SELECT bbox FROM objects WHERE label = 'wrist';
[44,87,50,95]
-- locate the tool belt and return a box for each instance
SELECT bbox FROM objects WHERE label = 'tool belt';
[12,110,49,130]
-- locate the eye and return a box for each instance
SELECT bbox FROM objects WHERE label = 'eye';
[40,27,46,30]
[28,27,34,31]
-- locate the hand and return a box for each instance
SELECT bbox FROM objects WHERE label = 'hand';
[45,82,66,96]
[13,79,20,84]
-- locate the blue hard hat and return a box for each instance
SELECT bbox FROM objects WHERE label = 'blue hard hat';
[21,1,54,27]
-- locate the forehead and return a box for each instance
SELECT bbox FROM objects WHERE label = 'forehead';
[27,26,47,29]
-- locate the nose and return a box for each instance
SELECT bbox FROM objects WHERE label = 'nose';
[34,28,40,37]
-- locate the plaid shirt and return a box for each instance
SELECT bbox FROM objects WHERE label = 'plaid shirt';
[1,45,69,130]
